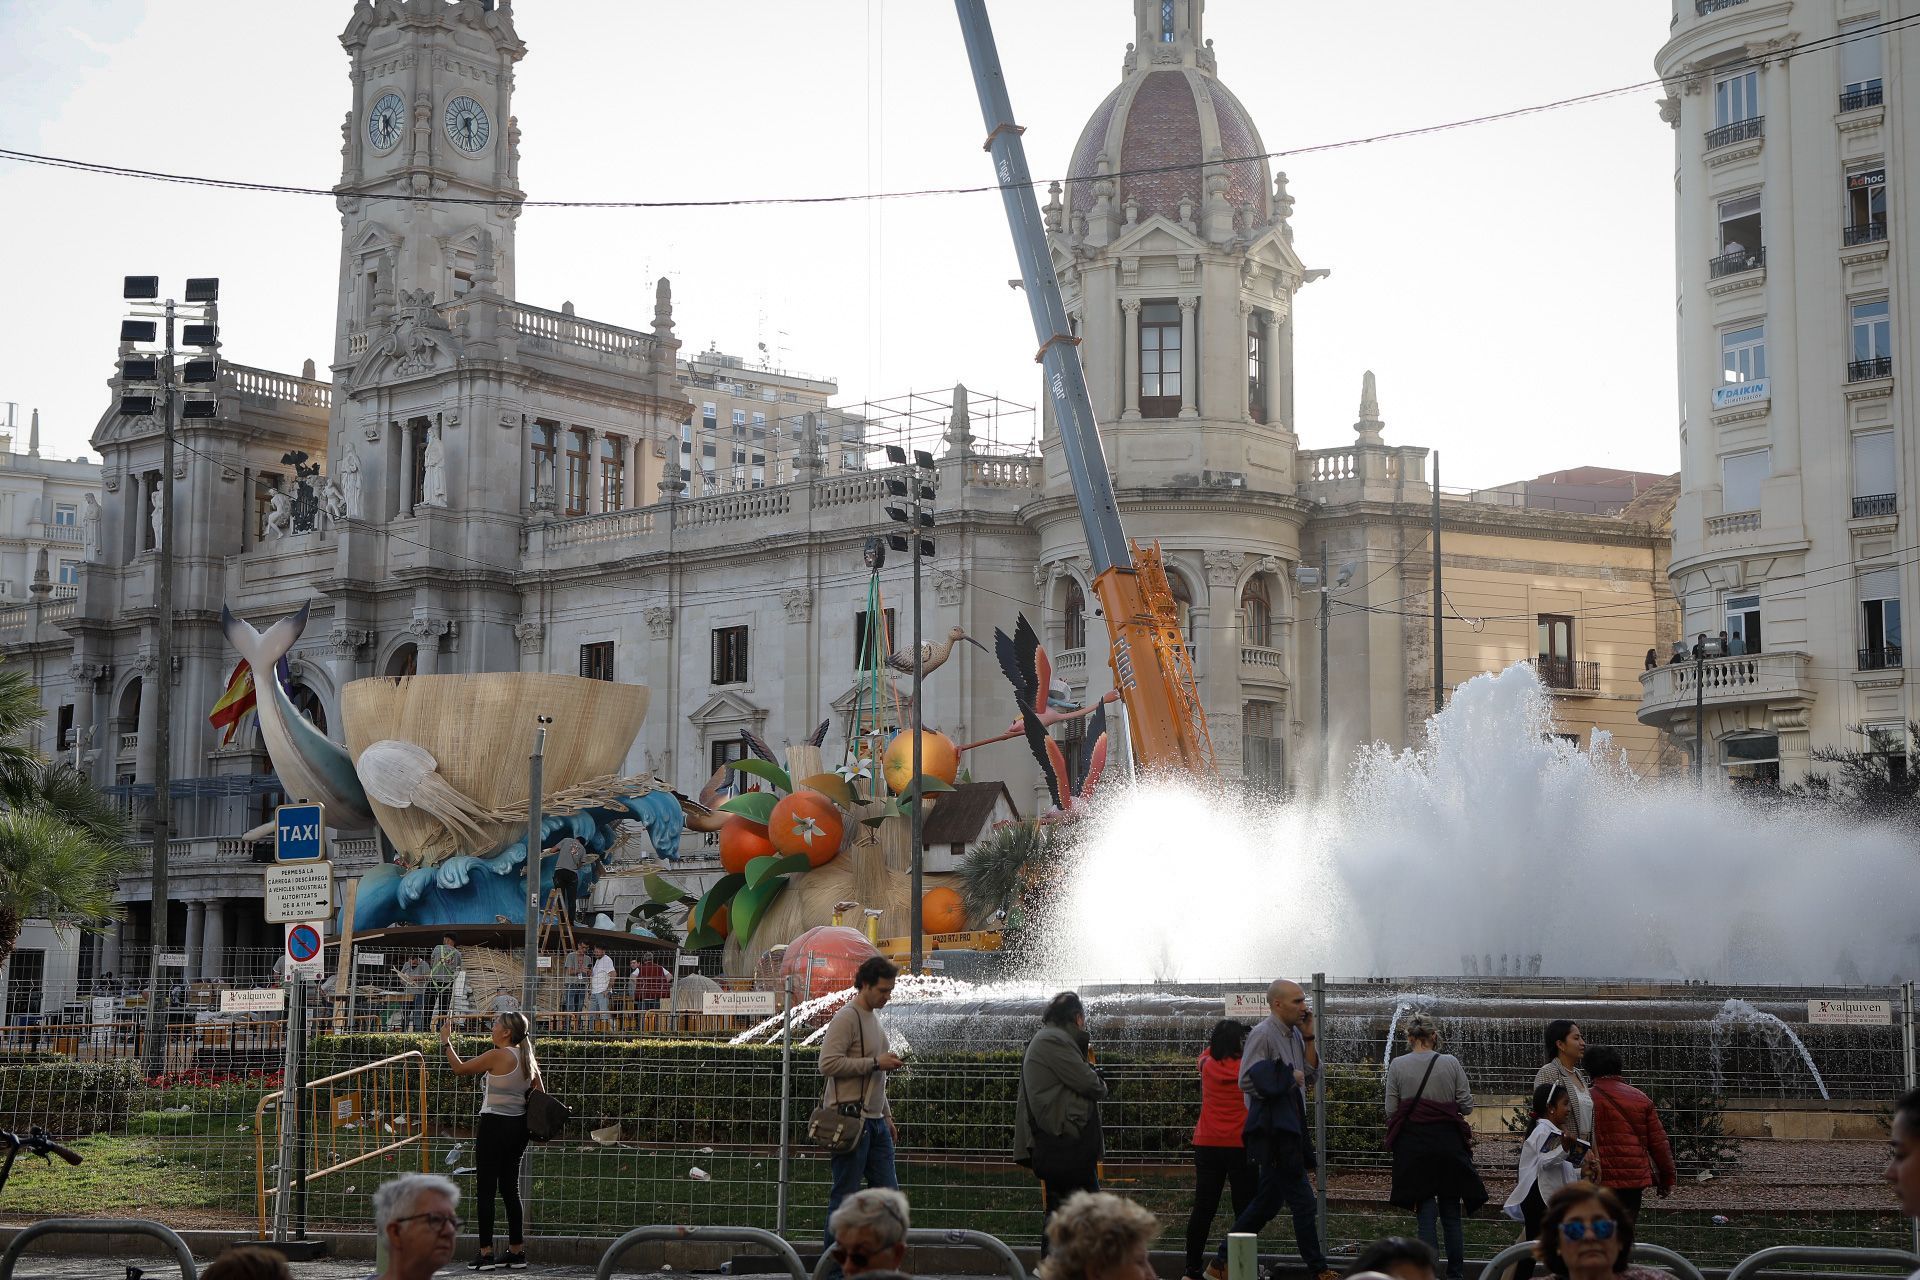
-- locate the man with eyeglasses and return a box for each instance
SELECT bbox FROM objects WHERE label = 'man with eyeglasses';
[827,1187,911,1277]
[373,1173,462,1280]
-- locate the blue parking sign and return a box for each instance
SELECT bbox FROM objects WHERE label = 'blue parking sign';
[275,803,326,862]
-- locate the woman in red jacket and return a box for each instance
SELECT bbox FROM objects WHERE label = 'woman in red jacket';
[1185,1019,1256,1279]
[1584,1046,1676,1222]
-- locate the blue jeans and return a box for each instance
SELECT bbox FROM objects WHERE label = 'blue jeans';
[1416,1197,1464,1280]
[1214,1137,1325,1271]
[563,985,585,1013]
[823,1117,897,1251]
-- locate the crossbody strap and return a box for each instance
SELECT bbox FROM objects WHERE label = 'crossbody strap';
[1410,1053,1441,1103]
[833,1005,867,1108]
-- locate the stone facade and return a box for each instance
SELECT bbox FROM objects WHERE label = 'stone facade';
[1649,1,1914,784]
[0,0,1674,1004]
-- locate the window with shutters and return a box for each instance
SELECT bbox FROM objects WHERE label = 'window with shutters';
[1064,581,1087,651]
[855,609,896,669]
[580,641,614,682]
[1139,301,1182,419]
[710,736,749,775]
[564,429,590,516]
[712,625,749,685]
[600,435,625,512]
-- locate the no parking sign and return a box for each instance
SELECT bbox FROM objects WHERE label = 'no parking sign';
[285,920,325,981]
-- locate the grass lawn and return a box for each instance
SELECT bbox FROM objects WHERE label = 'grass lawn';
[0,1134,238,1218]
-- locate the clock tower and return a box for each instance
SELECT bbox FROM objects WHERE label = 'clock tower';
[332,0,526,365]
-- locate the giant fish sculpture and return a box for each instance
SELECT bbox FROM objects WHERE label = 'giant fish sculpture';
[222,603,686,930]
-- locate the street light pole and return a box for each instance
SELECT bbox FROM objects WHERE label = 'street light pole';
[521,721,549,1015]
[1319,540,1330,790]
[144,299,176,1073]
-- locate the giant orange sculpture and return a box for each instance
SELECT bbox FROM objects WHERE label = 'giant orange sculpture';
[882,728,960,794]
[768,791,845,868]
[921,886,967,934]
[718,816,774,875]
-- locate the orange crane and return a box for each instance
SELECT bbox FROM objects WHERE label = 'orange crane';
[954,0,1216,779]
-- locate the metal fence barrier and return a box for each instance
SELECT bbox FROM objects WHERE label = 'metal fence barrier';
[0,1218,197,1280]
[1479,1240,1707,1280]
[596,1225,808,1280]
[809,1228,1027,1280]
[1723,1245,1920,1280]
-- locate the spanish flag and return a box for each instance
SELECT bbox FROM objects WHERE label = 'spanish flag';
[208,661,256,746]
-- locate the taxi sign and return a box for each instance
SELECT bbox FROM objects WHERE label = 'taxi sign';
[275,803,326,862]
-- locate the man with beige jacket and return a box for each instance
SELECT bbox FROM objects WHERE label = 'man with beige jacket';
[818,956,903,1276]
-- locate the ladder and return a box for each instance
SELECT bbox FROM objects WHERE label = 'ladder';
[536,888,576,954]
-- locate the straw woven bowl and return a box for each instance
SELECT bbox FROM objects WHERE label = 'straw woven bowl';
[341,673,649,864]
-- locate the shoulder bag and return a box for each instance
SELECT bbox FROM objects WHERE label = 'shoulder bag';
[1383,1053,1440,1151]
[808,1009,869,1155]
[525,1066,572,1144]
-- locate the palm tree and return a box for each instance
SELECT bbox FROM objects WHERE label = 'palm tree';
[0,664,135,969]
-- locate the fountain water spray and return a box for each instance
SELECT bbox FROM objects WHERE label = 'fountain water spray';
[1709,998,1830,1100]
[1030,664,1920,985]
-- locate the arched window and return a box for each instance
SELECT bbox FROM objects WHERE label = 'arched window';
[1242,578,1272,647]
[385,644,419,679]
[1064,580,1087,651]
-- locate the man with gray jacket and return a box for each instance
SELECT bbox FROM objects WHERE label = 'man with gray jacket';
[818,956,903,1276]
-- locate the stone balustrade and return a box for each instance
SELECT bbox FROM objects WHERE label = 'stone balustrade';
[225,362,332,408]
[967,456,1040,489]
[1638,650,1814,724]
[1058,647,1087,673]
[1240,644,1286,678]
[544,507,658,550]
[1706,510,1762,538]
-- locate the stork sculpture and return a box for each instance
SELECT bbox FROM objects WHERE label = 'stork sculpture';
[885,625,984,677]
[1022,699,1110,821]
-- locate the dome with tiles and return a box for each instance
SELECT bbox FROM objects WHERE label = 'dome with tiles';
[1064,1,1272,229]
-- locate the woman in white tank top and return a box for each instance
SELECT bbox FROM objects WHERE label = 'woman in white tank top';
[442,1011,542,1270]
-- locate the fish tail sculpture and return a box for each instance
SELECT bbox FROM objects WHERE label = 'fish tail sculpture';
[221,603,377,830]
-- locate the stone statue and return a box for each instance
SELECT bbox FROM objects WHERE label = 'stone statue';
[264,486,291,540]
[338,447,363,520]
[81,494,101,564]
[320,481,347,527]
[150,487,164,550]
[421,425,447,508]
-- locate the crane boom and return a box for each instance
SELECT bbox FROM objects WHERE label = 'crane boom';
[953,0,1216,778]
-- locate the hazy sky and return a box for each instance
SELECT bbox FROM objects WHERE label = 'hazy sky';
[0,1,1677,488]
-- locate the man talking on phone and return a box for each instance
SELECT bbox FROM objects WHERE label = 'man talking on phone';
[1206,978,1336,1280]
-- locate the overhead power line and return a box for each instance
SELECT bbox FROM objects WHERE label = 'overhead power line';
[2,14,1911,212]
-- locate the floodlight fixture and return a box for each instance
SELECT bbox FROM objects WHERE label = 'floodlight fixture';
[181,359,217,384]
[181,398,217,419]
[886,478,908,498]
[919,539,935,557]
[182,324,216,347]
[121,358,159,383]
[887,534,909,553]
[1334,561,1357,589]
[884,505,909,524]
[918,485,935,501]
[184,278,220,302]
[123,276,159,300]
[884,445,907,465]
[917,511,934,528]
[118,395,155,416]
[120,320,157,343]
[912,449,935,469]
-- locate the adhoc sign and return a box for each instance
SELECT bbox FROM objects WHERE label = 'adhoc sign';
[701,990,778,1016]
[1224,992,1268,1018]
[284,921,325,980]
[265,860,333,925]
[275,803,327,862]
[1712,378,1771,411]
[221,988,286,1015]
[1808,998,1890,1025]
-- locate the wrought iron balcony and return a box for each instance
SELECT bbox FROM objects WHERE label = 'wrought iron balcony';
[1537,657,1600,693]
[1845,221,1888,246]
[1859,645,1903,672]
[1709,246,1765,278]
[1854,493,1898,519]
[1696,0,1747,11]
[1705,116,1764,150]
[1849,356,1894,382]
[1839,85,1885,113]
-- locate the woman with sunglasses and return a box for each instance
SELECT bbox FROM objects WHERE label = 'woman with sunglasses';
[1534,1183,1636,1280]
[1503,1081,1584,1280]
[826,1187,911,1277]
[442,1011,542,1270]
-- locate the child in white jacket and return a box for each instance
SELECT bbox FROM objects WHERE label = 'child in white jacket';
[1503,1080,1587,1280]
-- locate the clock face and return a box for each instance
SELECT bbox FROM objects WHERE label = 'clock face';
[444,95,490,154]
[367,92,405,153]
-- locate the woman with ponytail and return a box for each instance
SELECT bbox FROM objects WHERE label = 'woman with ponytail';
[442,1010,542,1270]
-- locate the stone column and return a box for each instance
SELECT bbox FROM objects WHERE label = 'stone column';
[1263,313,1284,427]
[134,662,158,785]
[1120,300,1141,420]
[1203,549,1243,772]
[200,900,226,984]
[184,900,205,980]
[582,428,603,514]
[1179,297,1199,418]
[399,422,417,518]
